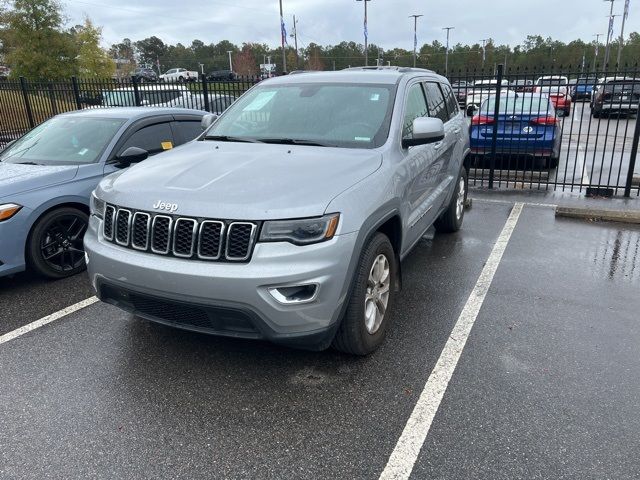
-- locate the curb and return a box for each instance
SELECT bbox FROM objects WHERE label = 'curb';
[555,206,640,225]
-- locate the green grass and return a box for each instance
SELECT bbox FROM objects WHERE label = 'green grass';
[0,89,76,132]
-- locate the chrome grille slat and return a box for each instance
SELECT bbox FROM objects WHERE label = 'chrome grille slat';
[173,218,197,258]
[131,212,151,251]
[103,205,256,262]
[226,222,257,261]
[198,221,225,260]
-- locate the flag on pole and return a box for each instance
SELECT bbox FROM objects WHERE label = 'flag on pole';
[281,16,288,46]
[364,19,368,42]
[624,0,630,19]
[607,15,615,42]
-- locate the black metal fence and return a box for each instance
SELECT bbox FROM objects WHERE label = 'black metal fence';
[449,64,640,197]
[0,74,261,146]
[1,68,639,197]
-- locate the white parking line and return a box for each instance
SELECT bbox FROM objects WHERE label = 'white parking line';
[0,296,98,346]
[577,145,591,186]
[379,202,524,480]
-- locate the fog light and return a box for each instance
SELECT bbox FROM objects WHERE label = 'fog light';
[268,284,319,305]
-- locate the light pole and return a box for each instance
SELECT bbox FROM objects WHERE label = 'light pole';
[603,0,616,68]
[443,26,454,77]
[279,0,287,73]
[593,33,603,66]
[290,15,299,70]
[480,38,490,68]
[409,14,423,68]
[356,0,371,66]
[227,51,233,73]
[616,0,630,67]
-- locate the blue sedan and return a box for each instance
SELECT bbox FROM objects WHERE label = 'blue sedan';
[469,93,561,169]
[0,107,207,278]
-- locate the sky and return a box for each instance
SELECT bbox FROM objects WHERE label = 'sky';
[62,0,640,50]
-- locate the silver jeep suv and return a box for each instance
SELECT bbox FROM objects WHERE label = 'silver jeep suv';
[85,67,470,355]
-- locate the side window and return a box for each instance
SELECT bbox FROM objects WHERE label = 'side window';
[118,123,174,156]
[172,120,203,145]
[442,84,459,120]
[402,83,428,139]
[423,82,449,123]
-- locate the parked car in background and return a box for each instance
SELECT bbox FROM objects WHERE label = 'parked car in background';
[0,108,207,279]
[451,80,469,107]
[206,70,236,81]
[470,93,560,168]
[572,76,597,101]
[85,67,470,355]
[0,65,10,80]
[534,76,571,116]
[159,68,199,82]
[512,79,534,93]
[99,84,202,109]
[591,77,640,118]
[465,79,512,116]
[133,67,158,83]
[191,93,236,114]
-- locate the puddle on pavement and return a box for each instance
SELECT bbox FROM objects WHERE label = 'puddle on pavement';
[581,227,640,284]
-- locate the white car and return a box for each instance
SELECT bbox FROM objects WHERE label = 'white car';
[159,68,199,83]
[100,84,202,109]
[465,79,511,116]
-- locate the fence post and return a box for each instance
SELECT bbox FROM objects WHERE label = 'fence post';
[201,75,210,112]
[47,82,58,115]
[131,75,141,106]
[488,64,504,189]
[19,76,35,128]
[624,99,640,197]
[71,76,82,110]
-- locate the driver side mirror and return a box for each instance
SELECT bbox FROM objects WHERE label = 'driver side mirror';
[115,146,149,167]
[402,117,445,149]
[201,113,218,130]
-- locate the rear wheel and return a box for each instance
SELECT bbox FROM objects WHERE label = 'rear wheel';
[434,168,467,233]
[333,233,396,355]
[27,207,88,279]
[178,76,185,82]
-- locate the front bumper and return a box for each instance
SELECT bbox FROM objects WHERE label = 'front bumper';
[84,215,358,349]
[0,206,31,277]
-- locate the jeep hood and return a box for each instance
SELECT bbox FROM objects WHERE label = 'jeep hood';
[0,162,78,200]
[99,141,383,220]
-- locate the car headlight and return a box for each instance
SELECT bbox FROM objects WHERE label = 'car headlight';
[0,203,22,222]
[259,213,340,245]
[90,192,105,219]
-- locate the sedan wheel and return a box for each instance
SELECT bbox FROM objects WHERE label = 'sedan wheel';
[28,208,88,279]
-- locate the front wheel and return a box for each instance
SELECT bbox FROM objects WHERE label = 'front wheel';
[333,233,397,355]
[27,207,89,279]
[434,168,467,233]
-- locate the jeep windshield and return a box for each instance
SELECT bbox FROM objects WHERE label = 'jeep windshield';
[0,116,125,165]
[204,83,396,148]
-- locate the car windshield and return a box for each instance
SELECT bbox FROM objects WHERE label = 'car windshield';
[538,78,566,86]
[604,81,640,92]
[480,95,553,115]
[0,116,125,165]
[102,90,136,106]
[204,83,396,148]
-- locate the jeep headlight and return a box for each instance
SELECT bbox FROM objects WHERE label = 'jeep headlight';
[0,203,22,222]
[259,214,340,245]
[90,191,105,219]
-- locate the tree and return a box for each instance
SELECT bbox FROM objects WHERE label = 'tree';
[109,38,136,78]
[1,0,77,78]
[305,43,324,71]
[234,43,257,76]
[134,36,167,70]
[73,18,114,77]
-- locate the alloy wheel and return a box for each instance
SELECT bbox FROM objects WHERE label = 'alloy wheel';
[39,214,87,273]
[456,176,466,221]
[364,254,391,335]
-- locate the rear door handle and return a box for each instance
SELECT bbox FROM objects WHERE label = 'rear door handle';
[454,128,461,134]
[434,142,443,150]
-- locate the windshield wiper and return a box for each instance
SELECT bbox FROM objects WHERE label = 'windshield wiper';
[203,135,262,144]
[258,138,335,147]
[13,161,42,165]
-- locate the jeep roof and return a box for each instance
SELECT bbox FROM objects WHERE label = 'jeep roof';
[261,67,442,86]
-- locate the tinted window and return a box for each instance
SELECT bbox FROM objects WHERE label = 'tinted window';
[441,84,459,120]
[119,123,174,156]
[173,121,203,144]
[402,83,428,139]
[423,82,449,123]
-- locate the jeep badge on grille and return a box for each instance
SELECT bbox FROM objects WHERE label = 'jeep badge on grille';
[153,200,178,213]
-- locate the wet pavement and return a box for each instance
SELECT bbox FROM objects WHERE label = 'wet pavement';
[1,200,639,479]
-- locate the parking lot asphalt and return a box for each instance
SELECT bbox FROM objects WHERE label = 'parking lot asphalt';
[1,200,639,479]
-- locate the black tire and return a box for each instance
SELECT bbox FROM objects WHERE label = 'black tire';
[434,167,468,233]
[27,207,88,279]
[333,233,397,355]
[178,76,185,82]
[592,108,601,118]
[548,156,559,169]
